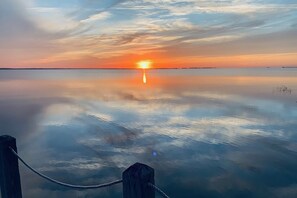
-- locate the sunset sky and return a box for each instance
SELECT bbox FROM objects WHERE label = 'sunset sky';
[1,0,297,68]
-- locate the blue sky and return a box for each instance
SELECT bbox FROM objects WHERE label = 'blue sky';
[0,0,297,68]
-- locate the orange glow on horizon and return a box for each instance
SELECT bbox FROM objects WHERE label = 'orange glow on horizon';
[13,52,297,69]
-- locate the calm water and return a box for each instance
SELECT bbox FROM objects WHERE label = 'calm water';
[0,68,297,198]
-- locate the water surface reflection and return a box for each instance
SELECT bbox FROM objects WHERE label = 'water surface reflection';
[0,68,297,197]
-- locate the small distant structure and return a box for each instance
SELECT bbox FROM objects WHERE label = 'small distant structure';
[275,85,292,94]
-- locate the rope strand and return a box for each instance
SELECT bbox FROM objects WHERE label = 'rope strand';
[9,147,122,190]
[10,147,170,197]
[148,182,170,198]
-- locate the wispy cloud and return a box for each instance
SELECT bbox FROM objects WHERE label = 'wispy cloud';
[80,11,111,23]
[1,0,297,67]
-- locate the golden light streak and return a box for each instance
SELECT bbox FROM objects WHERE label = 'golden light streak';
[143,71,147,84]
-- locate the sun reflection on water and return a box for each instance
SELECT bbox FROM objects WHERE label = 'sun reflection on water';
[143,70,147,84]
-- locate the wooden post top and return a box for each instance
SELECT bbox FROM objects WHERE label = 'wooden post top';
[123,162,154,180]
[0,135,15,142]
[0,136,16,151]
[123,162,155,198]
[0,135,22,198]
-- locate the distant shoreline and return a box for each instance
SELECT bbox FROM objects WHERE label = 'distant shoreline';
[0,67,296,70]
[0,67,216,70]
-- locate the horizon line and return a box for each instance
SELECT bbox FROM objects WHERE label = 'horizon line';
[0,66,296,70]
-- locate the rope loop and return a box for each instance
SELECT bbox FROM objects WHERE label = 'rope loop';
[9,147,122,190]
[10,147,170,197]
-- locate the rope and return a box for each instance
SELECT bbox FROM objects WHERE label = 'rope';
[9,147,171,196]
[9,147,122,190]
[148,182,170,198]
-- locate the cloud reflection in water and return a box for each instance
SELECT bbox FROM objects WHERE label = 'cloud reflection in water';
[0,68,297,197]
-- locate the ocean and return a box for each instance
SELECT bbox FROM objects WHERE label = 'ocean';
[0,68,296,198]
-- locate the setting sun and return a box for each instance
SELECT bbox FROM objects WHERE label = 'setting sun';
[137,60,152,69]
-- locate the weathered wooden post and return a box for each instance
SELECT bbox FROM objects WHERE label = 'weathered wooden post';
[122,162,155,198]
[0,135,22,198]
